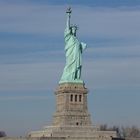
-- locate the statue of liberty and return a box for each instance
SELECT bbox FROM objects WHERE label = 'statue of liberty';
[59,7,87,84]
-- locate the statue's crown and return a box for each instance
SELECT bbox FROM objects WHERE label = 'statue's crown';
[71,24,78,30]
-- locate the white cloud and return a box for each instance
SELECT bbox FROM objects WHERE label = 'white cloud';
[0,96,49,101]
[78,7,140,39]
[0,2,140,40]
[0,62,64,91]
[86,44,140,57]
[0,2,65,35]
[0,55,139,92]
[83,57,140,91]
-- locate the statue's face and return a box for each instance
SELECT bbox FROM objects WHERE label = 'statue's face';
[71,27,76,36]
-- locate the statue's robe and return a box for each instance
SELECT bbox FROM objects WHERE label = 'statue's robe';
[59,27,87,83]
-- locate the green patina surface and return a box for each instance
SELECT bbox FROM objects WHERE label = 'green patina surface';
[59,8,87,84]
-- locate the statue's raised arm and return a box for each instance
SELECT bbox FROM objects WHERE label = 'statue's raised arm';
[66,7,72,30]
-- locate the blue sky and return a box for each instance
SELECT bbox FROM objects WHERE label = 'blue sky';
[0,0,140,137]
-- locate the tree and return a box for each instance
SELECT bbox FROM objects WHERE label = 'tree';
[99,124,140,138]
[120,126,140,138]
[100,124,108,131]
[0,131,6,137]
[99,124,121,137]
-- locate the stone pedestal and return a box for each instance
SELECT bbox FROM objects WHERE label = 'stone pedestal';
[53,83,92,127]
[28,83,117,140]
